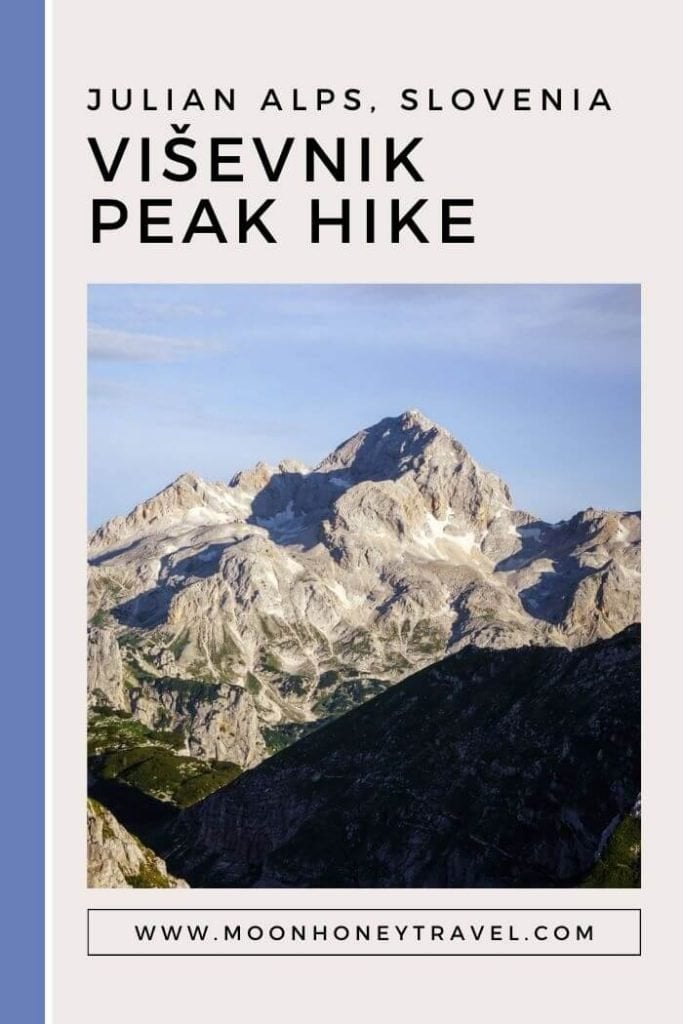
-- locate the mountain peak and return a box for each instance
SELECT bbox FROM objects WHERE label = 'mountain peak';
[229,461,275,492]
[373,408,442,437]
[88,405,640,790]
[316,409,464,481]
[310,409,514,528]
[398,408,434,429]
[169,471,205,491]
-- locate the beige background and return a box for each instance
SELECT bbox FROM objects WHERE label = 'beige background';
[50,0,681,1019]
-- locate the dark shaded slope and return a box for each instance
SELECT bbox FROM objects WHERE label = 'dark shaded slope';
[164,626,640,888]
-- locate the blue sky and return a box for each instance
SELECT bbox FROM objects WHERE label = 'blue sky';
[88,284,640,528]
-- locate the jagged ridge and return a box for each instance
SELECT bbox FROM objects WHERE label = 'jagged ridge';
[88,410,640,768]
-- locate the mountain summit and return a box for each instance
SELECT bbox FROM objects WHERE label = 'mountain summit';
[317,409,511,526]
[88,412,640,768]
[319,409,460,480]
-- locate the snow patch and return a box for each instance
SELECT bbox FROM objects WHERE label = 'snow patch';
[257,501,298,530]
[452,530,477,555]
[411,514,478,560]
[185,506,231,525]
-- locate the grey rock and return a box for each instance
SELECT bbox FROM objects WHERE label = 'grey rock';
[129,679,265,767]
[88,410,640,765]
[87,628,127,711]
[87,799,187,888]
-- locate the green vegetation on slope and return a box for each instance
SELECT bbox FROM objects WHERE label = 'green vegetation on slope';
[580,815,641,888]
[312,677,388,718]
[88,710,241,808]
[124,861,176,888]
[98,745,241,807]
[263,722,320,755]
[88,709,185,756]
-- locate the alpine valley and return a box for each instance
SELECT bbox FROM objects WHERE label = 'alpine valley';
[87,410,641,888]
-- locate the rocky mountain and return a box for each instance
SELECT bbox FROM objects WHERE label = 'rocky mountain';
[87,798,187,888]
[161,626,640,888]
[88,410,640,768]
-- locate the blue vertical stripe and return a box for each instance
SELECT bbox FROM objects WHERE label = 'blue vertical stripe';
[1,1,45,1021]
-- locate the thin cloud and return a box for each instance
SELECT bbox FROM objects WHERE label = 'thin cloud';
[88,325,219,363]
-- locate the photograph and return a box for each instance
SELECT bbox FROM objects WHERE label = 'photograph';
[86,283,641,889]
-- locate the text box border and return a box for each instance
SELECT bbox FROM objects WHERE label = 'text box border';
[87,907,642,957]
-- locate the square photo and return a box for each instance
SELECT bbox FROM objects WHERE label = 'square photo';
[86,283,641,889]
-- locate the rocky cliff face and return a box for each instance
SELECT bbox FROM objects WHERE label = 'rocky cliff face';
[88,628,126,709]
[163,626,640,888]
[128,678,265,766]
[87,799,187,888]
[88,410,640,767]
